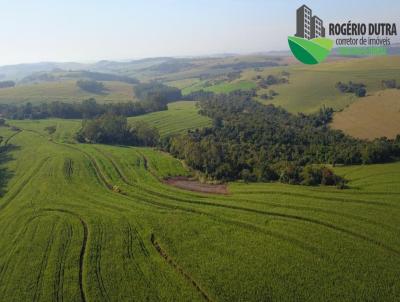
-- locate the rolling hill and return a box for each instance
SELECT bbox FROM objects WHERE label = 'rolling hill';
[3,55,399,115]
[170,56,400,114]
[0,119,399,301]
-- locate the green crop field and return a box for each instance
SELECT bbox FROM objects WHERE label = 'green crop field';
[128,101,211,137]
[0,119,399,301]
[0,80,136,105]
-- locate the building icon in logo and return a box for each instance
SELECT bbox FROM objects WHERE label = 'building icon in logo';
[295,5,325,40]
[288,5,333,64]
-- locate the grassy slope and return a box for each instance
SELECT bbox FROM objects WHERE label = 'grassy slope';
[128,101,211,137]
[331,89,400,140]
[0,80,135,105]
[0,119,399,301]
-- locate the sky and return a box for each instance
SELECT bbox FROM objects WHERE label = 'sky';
[0,0,399,65]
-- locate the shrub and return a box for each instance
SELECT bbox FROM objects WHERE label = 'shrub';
[335,81,366,97]
[44,125,56,134]
[355,87,366,97]
[301,165,346,186]
[381,79,397,89]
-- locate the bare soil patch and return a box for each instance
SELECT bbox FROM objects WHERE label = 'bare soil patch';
[164,176,228,195]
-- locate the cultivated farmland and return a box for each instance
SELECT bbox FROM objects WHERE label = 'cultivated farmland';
[128,101,211,137]
[0,119,399,301]
[331,89,400,140]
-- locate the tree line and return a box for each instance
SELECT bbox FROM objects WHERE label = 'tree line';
[0,82,182,120]
[0,81,15,89]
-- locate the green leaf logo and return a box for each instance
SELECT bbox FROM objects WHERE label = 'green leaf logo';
[288,36,333,65]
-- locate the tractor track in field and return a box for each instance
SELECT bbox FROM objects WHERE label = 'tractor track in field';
[24,131,400,258]
[91,147,328,257]
[33,221,57,302]
[94,147,400,234]
[42,208,89,302]
[0,156,51,212]
[151,234,213,302]
[29,129,397,230]
[91,146,400,256]
[221,195,400,233]
[233,190,400,209]
[92,225,111,302]
[53,221,73,302]
[3,129,22,146]
[0,214,47,286]
[122,221,160,301]
[166,198,400,256]
[124,222,149,258]
[63,158,74,182]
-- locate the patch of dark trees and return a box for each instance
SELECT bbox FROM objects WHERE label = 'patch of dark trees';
[256,73,289,89]
[76,80,107,94]
[0,83,182,120]
[0,81,15,89]
[162,92,400,186]
[335,81,367,97]
[259,90,278,100]
[381,79,400,89]
[75,114,159,147]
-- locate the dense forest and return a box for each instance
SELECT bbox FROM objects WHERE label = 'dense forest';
[163,92,400,185]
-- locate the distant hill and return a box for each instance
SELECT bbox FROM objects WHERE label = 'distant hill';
[0,62,89,81]
[1,54,399,113]
[0,80,136,105]
[20,70,139,85]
